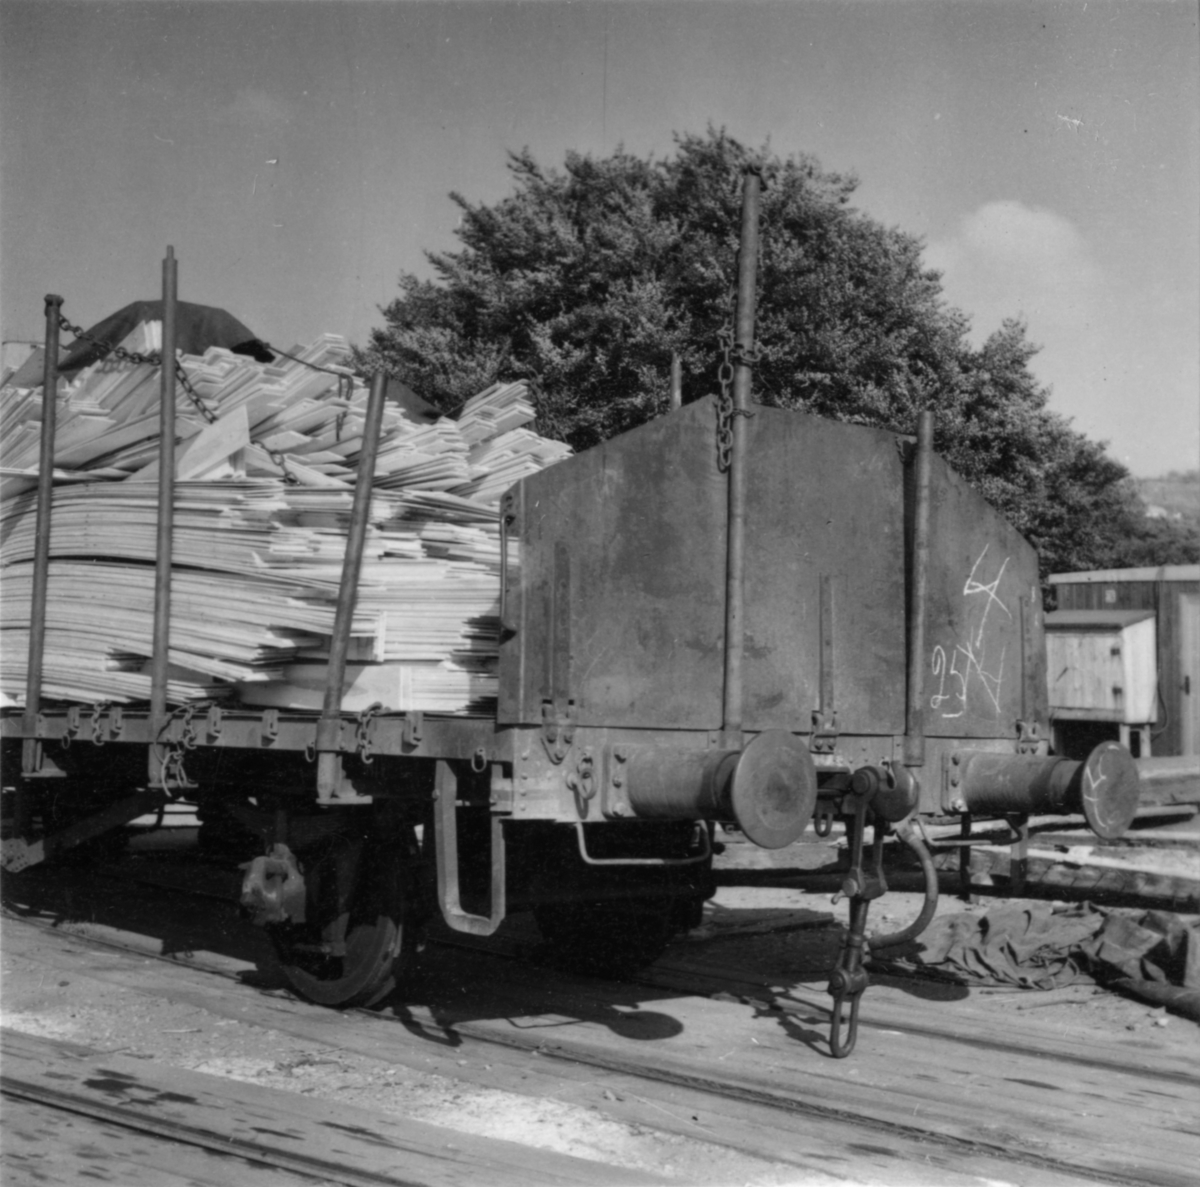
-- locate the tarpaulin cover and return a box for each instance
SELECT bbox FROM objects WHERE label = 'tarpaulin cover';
[59,300,273,373]
[876,903,1200,1021]
[386,377,440,424]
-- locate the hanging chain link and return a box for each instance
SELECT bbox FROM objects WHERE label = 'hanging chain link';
[267,449,301,486]
[715,322,758,472]
[56,312,218,425]
[53,310,362,488]
[173,361,215,425]
[54,309,315,484]
[715,324,735,471]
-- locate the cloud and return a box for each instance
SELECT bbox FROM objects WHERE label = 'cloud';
[926,201,1105,343]
[923,202,1200,476]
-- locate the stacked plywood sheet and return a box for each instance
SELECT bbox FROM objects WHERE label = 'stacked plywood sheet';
[0,329,570,713]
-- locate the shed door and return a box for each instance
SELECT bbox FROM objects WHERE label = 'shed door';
[1180,593,1200,755]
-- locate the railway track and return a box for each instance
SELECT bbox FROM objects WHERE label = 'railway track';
[2,1063,416,1187]
[0,1028,663,1187]
[4,851,1198,1187]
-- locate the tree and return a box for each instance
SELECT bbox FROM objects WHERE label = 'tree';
[360,128,1153,580]
[1109,516,1200,568]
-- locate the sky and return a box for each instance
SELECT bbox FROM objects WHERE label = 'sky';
[1,0,1196,477]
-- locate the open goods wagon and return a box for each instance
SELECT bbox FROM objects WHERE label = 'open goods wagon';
[0,171,1140,1056]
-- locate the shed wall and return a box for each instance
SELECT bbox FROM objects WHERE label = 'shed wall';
[1052,574,1199,756]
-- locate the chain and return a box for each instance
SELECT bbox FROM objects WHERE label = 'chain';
[52,310,364,486]
[174,361,216,425]
[714,323,758,472]
[355,701,386,765]
[263,343,357,386]
[716,324,735,471]
[57,314,158,367]
[56,312,217,424]
[268,449,301,486]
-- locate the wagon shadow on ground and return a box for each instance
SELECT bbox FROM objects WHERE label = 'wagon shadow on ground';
[0,847,283,983]
[380,884,973,1060]
[2,838,980,1063]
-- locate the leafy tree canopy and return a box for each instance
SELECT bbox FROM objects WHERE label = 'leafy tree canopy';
[361,128,1190,579]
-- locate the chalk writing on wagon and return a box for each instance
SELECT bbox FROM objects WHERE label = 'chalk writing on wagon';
[930,545,1014,718]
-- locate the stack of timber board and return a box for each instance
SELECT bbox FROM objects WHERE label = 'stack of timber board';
[0,327,570,713]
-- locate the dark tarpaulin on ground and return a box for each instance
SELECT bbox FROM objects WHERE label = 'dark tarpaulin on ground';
[874,903,1200,1021]
[59,300,274,374]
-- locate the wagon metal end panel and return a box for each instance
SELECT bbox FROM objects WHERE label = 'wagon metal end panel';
[920,457,1046,739]
[499,398,1041,741]
[741,408,907,735]
[498,399,727,729]
[499,400,911,735]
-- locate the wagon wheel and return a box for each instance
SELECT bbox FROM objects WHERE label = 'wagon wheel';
[534,896,675,978]
[267,822,415,1008]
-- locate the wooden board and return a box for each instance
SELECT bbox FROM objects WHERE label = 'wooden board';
[1138,756,1200,805]
[1,340,570,711]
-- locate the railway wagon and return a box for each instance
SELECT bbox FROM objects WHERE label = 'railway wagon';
[0,171,1140,1057]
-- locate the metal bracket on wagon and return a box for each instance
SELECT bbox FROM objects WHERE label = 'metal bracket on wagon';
[810,707,840,755]
[240,843,307,926]
[1,837,45,874]
[1015,719,1047,756]
[541,698,575,764]
[1,790,165,873]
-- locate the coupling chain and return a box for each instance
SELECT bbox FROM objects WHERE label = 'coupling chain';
[354,702,386,765]
[714,323,758,472]
[268,449,301,485]
[56,312,218,425]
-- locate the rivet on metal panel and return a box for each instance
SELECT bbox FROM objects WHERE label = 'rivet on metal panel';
[941,751,958,813]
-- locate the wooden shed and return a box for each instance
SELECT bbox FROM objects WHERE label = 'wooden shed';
[1048,565,1200,757]
[1045,609,1157,755]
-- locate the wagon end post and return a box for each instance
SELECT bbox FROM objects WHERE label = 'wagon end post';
[315,370,388,804]
[148,247,178,787]
[19,294,64,796]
